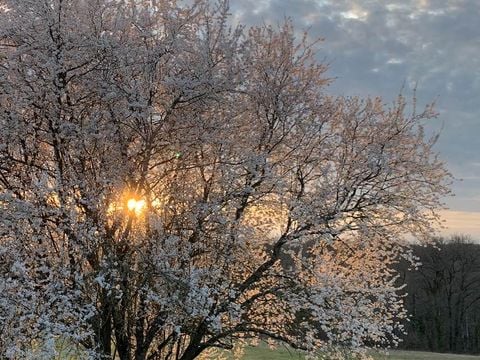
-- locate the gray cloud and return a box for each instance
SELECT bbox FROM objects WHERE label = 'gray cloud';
[230,0,480,212]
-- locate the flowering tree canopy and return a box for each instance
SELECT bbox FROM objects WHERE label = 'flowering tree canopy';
[0,0,450,359]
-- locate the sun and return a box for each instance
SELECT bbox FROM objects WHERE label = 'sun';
[127,198,146,214]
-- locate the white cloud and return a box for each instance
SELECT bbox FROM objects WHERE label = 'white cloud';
[386,58,404,65]
[340,4,368,21]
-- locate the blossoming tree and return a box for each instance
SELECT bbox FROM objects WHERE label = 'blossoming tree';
[0,0,450,359]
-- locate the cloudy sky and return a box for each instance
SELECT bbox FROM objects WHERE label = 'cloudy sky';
[229,0,480,238]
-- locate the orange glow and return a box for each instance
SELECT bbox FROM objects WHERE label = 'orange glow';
[127,198,146,214]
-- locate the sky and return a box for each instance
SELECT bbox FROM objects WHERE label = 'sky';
[229,0,480,238]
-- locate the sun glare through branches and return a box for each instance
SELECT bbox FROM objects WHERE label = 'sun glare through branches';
[0,0,451,359]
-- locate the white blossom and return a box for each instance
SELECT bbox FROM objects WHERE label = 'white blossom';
[0,0,450,359]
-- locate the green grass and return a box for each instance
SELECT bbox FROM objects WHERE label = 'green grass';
[228,345,480,359]
[373,350,480,360]
[239,345,305,359]
[47,339,480,360]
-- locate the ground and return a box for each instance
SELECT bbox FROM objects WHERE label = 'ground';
[232,346,480,359]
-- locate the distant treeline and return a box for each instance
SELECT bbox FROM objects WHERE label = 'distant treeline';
[396,236,480,354]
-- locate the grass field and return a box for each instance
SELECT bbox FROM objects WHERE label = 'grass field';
[51,339,480,359]
[231,346,480,359]
[372,350,480,360]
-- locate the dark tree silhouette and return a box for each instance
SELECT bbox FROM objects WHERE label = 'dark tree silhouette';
[398,236,480,354]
